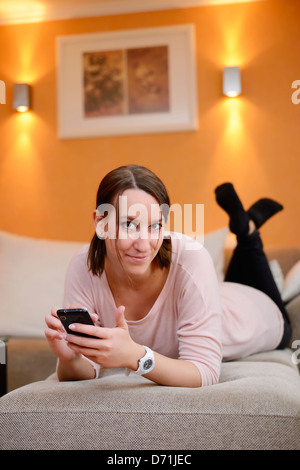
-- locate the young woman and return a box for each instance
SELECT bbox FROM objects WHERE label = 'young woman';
[45,165,292,388]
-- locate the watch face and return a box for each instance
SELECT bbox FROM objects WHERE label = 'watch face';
[143,359,153,370]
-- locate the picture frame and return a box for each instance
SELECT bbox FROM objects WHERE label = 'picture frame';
[56,24,198,139]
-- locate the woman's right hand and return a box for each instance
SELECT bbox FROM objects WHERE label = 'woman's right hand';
[44,305,98,363]
[45,305,100,381]
[45,306,78,362]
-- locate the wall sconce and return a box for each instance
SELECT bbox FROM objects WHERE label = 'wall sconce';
[223,66,241,97]
[13,83,31,112]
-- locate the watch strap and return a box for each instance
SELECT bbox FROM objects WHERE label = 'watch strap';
[134,346,155,375]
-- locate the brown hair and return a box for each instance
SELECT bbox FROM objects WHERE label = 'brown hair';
[87,164,172,276]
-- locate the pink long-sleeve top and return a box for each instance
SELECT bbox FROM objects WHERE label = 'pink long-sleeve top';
[63,234,283,386]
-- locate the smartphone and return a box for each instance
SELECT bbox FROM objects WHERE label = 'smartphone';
[57,308,97,339]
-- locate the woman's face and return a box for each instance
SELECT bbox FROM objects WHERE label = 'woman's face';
[96,189,165,278]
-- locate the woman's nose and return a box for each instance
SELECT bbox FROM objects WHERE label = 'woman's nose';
[132,228,150,249]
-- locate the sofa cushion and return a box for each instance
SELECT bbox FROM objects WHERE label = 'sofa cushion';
[282,260,300,303]
[0,349,299,450]
[198,226,229,281]
[267,259,300,304]
[0,230,83,337]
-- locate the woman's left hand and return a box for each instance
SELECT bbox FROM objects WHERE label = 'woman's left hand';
[64,305,145,370]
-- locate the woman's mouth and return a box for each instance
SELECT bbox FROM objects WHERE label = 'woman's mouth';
[126,254,149,262]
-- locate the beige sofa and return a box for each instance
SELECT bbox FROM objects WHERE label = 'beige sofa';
[0,229,299,450]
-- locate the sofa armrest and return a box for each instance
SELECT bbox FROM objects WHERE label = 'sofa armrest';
[1,353,300,450]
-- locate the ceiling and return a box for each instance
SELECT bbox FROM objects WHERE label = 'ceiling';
[0,0,267,25]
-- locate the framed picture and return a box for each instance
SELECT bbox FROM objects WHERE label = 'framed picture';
[56,25,198,139]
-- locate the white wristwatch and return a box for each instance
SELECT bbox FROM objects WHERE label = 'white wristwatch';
[134,346,155,375]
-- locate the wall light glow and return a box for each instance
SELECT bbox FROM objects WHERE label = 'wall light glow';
[0,1,46,25]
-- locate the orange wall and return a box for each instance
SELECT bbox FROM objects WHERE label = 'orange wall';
[0,0,299,246]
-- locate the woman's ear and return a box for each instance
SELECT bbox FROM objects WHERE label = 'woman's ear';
[93,209,101,229]
[93,206,117,240]
[93,210,106,239]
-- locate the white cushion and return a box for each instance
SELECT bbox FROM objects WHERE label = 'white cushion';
[269,259,285,295]
[197,227,229,281]
[0,230,84,338]
[266,258,300,304]
[282,260,300,303]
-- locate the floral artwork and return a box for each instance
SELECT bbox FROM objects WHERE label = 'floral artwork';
[83,46,169,118]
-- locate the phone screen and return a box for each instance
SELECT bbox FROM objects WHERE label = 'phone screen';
[57,308,97,338]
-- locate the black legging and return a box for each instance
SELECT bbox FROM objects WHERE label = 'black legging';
[224,230,292,349]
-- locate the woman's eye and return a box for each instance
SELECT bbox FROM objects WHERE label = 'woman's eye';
[121,221,137,231]
[150,223,162,232]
